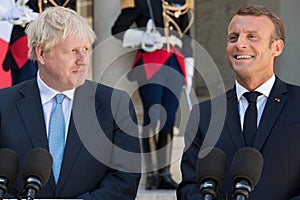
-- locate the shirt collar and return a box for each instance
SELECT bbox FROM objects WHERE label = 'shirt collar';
[235,74,275,101]
[37,70,75,104]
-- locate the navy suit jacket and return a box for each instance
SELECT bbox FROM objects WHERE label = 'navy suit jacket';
[177,77,300,200]
[0,79,141,199]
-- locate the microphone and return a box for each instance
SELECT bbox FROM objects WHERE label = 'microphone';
[0,148,19,199]
[196,147,226,200]
[230,147,264,200]
[22,148,53,200]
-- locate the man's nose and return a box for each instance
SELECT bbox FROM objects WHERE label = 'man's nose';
[235,36,248,49]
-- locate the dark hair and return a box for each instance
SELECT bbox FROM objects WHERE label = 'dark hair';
[229,4,285,42]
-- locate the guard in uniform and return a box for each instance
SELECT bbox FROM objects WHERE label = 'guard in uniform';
[112,0,195,190]
[0,0,76,88]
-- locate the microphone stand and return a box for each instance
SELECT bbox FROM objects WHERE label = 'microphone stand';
[203,194,214,200]
[24,177,42,200]
[236,196,246,200]
[0,178,8,200]
[200,180,217,200]
[233,180,251,200]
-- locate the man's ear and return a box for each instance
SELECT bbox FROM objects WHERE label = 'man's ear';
[272,39,284,57]
[36,45,45,65]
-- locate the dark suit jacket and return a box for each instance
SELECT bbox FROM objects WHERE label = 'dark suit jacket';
[177,77,300,200]
[0,79,141,199]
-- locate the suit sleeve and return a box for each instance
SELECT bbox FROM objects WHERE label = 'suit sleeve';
[77,90,141,200]
[177,104,203,200]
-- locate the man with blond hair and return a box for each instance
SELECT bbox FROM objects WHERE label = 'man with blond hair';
[0,7,140,199]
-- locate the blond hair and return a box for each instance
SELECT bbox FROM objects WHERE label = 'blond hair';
[26,6,96,60]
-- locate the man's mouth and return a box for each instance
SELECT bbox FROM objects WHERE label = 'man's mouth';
[235,55,254,60]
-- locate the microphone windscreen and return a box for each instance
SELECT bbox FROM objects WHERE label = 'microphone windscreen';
[23,148,53,186]
[230,147,264,187]
[196,147,226,185]
[0,148,19,185]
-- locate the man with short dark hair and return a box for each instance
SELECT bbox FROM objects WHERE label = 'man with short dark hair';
[177,4,300,200]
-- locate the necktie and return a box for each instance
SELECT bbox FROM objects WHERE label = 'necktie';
[243,91,261,147]
[49,94,65,183]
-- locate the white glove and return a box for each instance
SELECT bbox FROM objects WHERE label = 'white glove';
[122,29,144,48]
[2,6,38,25]
[122,29,162,49]
[10,10,38,25]
[184,57,194,94]
[122,19,163,52]
[141,30,163,52]
[122,28,163,52]
[2,6,30,20]
[141,19,163,52]
[16,0,30,7]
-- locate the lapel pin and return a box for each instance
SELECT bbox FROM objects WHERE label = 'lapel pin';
[274,98,280,103]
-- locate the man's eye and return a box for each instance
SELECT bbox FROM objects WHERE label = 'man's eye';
[70,48,89,53]
[228,35,238,42]
[248,34,258,39]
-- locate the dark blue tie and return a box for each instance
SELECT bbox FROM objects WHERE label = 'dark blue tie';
[243,91,261,147]
[49,94,65,183]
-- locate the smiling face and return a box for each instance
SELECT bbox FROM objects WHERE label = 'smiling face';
[36,37,91,92]
[226,14,284,89]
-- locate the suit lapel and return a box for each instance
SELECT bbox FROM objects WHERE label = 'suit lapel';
[16,79,48,149]
[253,78,287,150]
[55,81,98,195]
[16,80,56,192]
[225,89,246,148]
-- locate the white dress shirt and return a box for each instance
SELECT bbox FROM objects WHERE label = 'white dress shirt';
[37,71,74,141]
[236,74,275,130]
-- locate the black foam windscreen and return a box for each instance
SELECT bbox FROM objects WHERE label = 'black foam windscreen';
[22,148,53,186]
[230,147,264,187]
[196,147,226,185]
[0,148,19,185]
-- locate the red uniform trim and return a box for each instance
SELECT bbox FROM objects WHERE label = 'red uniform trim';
[0,38,12,88]
[10,35,29,69]
[132,48,186,82]
[0,38,9,68]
